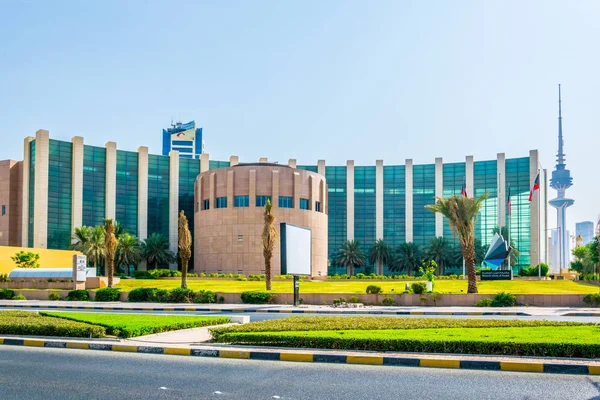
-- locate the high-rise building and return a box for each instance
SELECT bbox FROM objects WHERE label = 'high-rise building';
[549,85,574,272]
[0,129,548,274]
[576,221,595,245]
[548,228,571,273]
[162,120,204,159]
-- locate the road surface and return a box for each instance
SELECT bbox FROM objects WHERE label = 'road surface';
[1,346,599,399]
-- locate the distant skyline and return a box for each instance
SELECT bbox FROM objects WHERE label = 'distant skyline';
[1,0,598,235]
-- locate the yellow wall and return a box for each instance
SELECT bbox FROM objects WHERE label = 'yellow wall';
[0,246,81,275]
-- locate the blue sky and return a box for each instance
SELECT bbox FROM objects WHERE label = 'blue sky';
[1,0,598,236]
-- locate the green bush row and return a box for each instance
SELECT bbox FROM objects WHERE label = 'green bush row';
[127,287,216,304]
[584,293,600,307]
[0,311,105,337]
[214,331,600,358]
[328,274,462,280]
[0,288,14,299]
[519,263,550,277]
[240,291,275,304]
[474,292,517,307]
[134,269,199,279]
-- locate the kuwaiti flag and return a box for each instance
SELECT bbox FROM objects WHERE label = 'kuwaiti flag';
[507,183,512,216]
[461,177,468,197]
[528,172,540,202]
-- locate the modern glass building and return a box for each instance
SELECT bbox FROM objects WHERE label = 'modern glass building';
[10,129,547,274]
[162,120,204,159]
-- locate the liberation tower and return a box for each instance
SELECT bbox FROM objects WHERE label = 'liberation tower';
[548,85,574,271]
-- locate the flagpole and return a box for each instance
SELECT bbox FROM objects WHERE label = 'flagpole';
[538,168,542,280]
[506,183,510,271]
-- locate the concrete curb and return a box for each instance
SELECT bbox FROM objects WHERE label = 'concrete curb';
[0,304,530,316]
[0,337,596,375]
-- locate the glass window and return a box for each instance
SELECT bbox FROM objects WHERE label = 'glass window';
[1,205,5,216]
[279,196,293,208]
[216,197,228,209]
[202,199,210,210]
[234,195,249,207]
[300,199,310,210]
[256,195,272,207]
[315,201,321,212]
[325,166,347,275]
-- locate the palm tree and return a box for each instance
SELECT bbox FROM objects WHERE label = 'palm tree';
[389,242,422,275]
[491,226,520,268]
[116,233,142,277]
[87,226,105,272]
[369,239,392,275]
[113,220,126,238]
[426,193,489,294]
[424,237,453,275]
[262,199,278,291]
[178,210,192,289]
[72,226,92,253]
[335,240,366,276]
[104,219,118,288]
[142,233,176,270]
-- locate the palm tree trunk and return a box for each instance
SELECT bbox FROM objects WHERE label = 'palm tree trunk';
[346,265,351,276]
[463,240,478,294]
[181,258,188,289]
[107,260,113,289]
[265,256,272,291]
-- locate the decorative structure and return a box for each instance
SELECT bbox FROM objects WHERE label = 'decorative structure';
[548,85,574,272]
[483,233,511,269]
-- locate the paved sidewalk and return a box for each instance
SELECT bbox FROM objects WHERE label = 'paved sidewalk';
[1,335,599,375]
[1,300,600,316]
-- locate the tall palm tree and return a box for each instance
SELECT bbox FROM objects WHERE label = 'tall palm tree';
[72,226,92,254]
[104,219,118,288]
[492,226,520,267]
[87,226,105,272]
[389,242,422,275]
[426,193,489,293]
[335,240,366,276]
[113,220,126,238]
[369,239,392,275]
[424,237,453,275]
[142,233,176,270]
[116,233,142,276]
[178,210,192,289]
[262,199,278,291]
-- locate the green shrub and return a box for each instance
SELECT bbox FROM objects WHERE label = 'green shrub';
[95,287,121,302]
[382,297,395,306]
[241,291,274,304]
[0,311,105,337]
[474,297,493,307]
[147,269,173,279]
[583,293,600,307]
[491,292,517,307]
[128,288,159,302]
[348,296,360,303]
[218,296,225,304]
[338,297,347,303]
[48,292,62,301]
[199,272,206,278]
[355,273,366,279]
[12,294,26,300]
[187,273,198,277]
[154,289,170,303]
[237,277,248,281]
[193,290,216,304]
[521,264,549,277]
[208,273,219,278]
[133,271,151,279]
[366,285,383,294]
[0,273,10,282]
[67,290,89,301]
[0,288,14,299]
[168,288,195,303]
[169,270,182,277]
[411,282,427,295]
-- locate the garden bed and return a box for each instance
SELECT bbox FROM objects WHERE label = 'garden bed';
[0,311,105,337]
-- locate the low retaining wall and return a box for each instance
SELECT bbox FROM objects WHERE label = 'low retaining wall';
[0,281,75,290]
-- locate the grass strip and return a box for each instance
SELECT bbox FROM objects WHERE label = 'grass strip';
[0,311,105,338]
[209,316,593,341]
[114,279,599,294]
[215,326,600,358]
[42,312,230,338]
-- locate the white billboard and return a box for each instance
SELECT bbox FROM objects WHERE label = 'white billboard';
[280,223,311,276]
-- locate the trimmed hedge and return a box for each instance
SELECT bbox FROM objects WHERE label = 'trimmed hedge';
[95,287,121,302]
[0,288,14,299]
[411,282,427,294]
[365,285,383,294]
[127,287,216,303]
[194,290,216,304]
[0,311,105,337]
[168,288,194,303]
[240,291,275,304]
[67,290,89,301]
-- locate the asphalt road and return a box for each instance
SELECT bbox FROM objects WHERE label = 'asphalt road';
[1,346,600,400]
[14,307,600,323]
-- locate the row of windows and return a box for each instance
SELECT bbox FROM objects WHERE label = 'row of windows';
[201,195,317,211]
[47,140,73,249]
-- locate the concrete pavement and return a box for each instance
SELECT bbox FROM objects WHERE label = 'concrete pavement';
[2,346,600,399]
[3,299,600,316]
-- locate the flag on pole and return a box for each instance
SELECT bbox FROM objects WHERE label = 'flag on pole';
[461,176,468,197]
[528,172,540,202]
[507,183,512,216]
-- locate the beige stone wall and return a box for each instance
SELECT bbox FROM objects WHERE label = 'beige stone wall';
[194,164,328,277]
[0,160,21,246]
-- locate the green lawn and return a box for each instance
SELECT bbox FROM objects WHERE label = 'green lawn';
[114,278,599,294]
[211,317,600,358]
[0,311,105,337]
[42,312,230,338]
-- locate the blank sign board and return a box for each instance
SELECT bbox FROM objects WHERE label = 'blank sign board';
[280,223,311,276]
